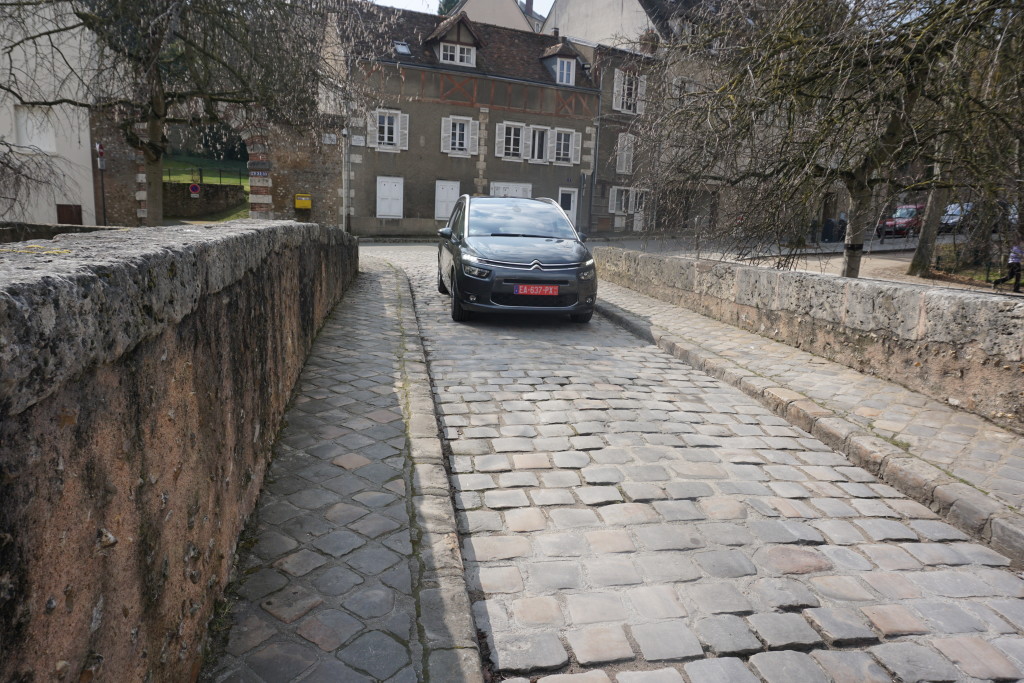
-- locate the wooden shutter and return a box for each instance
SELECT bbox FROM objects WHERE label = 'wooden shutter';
[366,112,378,148]
[547,128,556,161]
[571,131,581,164]
[469,120,480,155]
[637,76,648,114]
[399,113,409,150]
[612,69,624,112]
[616,134,627,174]
[609,187,618,213]
[441,117,452,153]
[494,122,506,157]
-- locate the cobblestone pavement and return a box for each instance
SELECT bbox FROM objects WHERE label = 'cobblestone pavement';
[370,245,1024,681]
[592,278,1024,513]
[203,259,480,682]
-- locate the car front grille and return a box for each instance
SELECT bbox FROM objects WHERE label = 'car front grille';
[501,279,572,286]
[491,292,579,307]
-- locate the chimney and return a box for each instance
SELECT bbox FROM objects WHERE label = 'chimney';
[526,0,533,15]
[553,27,560,37]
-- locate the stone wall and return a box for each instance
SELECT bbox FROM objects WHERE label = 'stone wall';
[594,247,1024,434]
[0,222,120,243]
[0,221,358,682]
[163,183,247,218]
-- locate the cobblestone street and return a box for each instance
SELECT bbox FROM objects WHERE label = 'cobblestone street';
[205,246,1024,682]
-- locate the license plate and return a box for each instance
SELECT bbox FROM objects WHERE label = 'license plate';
[514,284,559,296]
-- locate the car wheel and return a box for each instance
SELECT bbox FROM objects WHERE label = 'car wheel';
[450,272,470,322]
[570,309,593,323]
[437,266,449,294]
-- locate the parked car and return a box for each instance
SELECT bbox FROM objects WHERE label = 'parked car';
[941,201,1019,234]
[939,202,972,233]
[437,195,597,323]
[875,204,926,238]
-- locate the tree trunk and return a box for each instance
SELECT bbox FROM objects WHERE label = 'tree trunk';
[143,115,165,226]
[841,183,873,278]
[908,144,952,276]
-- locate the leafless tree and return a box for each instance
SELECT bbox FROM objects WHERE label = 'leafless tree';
[634,0,1023,277]
[0,0,390,224]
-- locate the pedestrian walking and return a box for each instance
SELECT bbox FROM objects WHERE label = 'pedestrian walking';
[993,239,1023,292]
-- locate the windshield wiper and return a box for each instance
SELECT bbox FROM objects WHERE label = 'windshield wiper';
[490,233,561,239]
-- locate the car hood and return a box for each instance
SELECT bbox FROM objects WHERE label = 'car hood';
[465,235,591,265]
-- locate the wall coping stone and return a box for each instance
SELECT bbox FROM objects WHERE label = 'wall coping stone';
[0,221,344,417]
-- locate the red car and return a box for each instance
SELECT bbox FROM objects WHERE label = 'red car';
[876,204,926,237]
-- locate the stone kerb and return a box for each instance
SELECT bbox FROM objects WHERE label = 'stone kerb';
[0,221,357,682]
[593,247,1024,433]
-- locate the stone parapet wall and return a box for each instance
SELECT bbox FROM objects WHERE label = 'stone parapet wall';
[0,221,358,681]
[594,247,1024,433]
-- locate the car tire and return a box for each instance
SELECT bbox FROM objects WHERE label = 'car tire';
[570,309,593,323]
[437,267,449,294]
[450,273,470,322]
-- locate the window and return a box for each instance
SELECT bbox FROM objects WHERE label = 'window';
[494,122,526,159]
[609,186,646,215]
[553,128,580,165]
[613,69,647,114]
[616,133,635,175]
[529,127,548,163]
[393,40,412,55]
[556,57,575,85]
[440,42,476,66]
[14,105,56,153]
[367,109,409,151]
[440,116,479,156]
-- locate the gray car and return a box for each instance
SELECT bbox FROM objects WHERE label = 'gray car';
[437,195,597,323]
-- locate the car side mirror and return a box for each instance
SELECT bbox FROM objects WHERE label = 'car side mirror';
[577,233,588,243]
[438,227,453,240]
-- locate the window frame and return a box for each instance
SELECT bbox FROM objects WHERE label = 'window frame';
[503,123,524,159]
[556,57,575,85]
[529,126,548,163]
[377,110,398,147]
[440,42,476,66]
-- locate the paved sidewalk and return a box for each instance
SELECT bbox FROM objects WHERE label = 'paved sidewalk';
[596,281,1024,560]
[202,259,479,683]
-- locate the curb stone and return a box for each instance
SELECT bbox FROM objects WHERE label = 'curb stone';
[387,264,485,682]
[596,298,1024,567]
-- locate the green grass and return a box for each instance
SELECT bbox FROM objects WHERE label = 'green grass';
[164,154,249,190]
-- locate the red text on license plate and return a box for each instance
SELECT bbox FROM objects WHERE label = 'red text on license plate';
[514,284,559,296]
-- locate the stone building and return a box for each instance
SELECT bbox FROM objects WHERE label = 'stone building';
[260,7,654,237]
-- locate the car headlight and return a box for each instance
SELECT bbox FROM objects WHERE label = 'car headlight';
[578,260,596,280]
[463,262,491,278]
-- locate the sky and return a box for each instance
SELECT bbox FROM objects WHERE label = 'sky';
[371,0,556,16]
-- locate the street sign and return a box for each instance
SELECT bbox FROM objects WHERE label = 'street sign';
[249,170,269,177]
[189,183,200,199]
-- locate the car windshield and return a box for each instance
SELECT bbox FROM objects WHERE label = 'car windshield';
[892,207,918,218]
[467,198,578,240]
[944,203,971,216]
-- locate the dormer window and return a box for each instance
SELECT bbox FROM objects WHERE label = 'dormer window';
[393,41,412,56]
[441,42,476,66]
[556,57,575,85]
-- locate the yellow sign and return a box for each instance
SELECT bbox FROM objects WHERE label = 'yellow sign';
[294,193,312,210]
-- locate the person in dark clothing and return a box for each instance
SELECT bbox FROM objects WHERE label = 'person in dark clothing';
[993,240,1023,293]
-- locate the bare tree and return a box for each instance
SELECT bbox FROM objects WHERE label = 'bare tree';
[636,0,1023,277]
[0,0,388,225]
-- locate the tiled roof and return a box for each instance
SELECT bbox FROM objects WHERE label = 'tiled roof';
[351,4,597,89]
[541,40,582,59]
[637,0,702,37]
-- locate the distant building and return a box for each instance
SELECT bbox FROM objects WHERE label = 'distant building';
[261,7,655,236]
[0,20,96,225]
[450,0,536,32]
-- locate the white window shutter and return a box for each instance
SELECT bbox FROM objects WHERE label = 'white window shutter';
[547,128,556,161]
[399,113,409,150]
[495,122,506,157]
[571,131,581,164]
[637,76,648,114]
[609,187,617,213]
[469,119,480,155]
[441,117,452,153]
[612,69,624,112]
[523,127,533,160]
[616,134,626,174]
[366,112,378,148]
[624,134,634,174]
